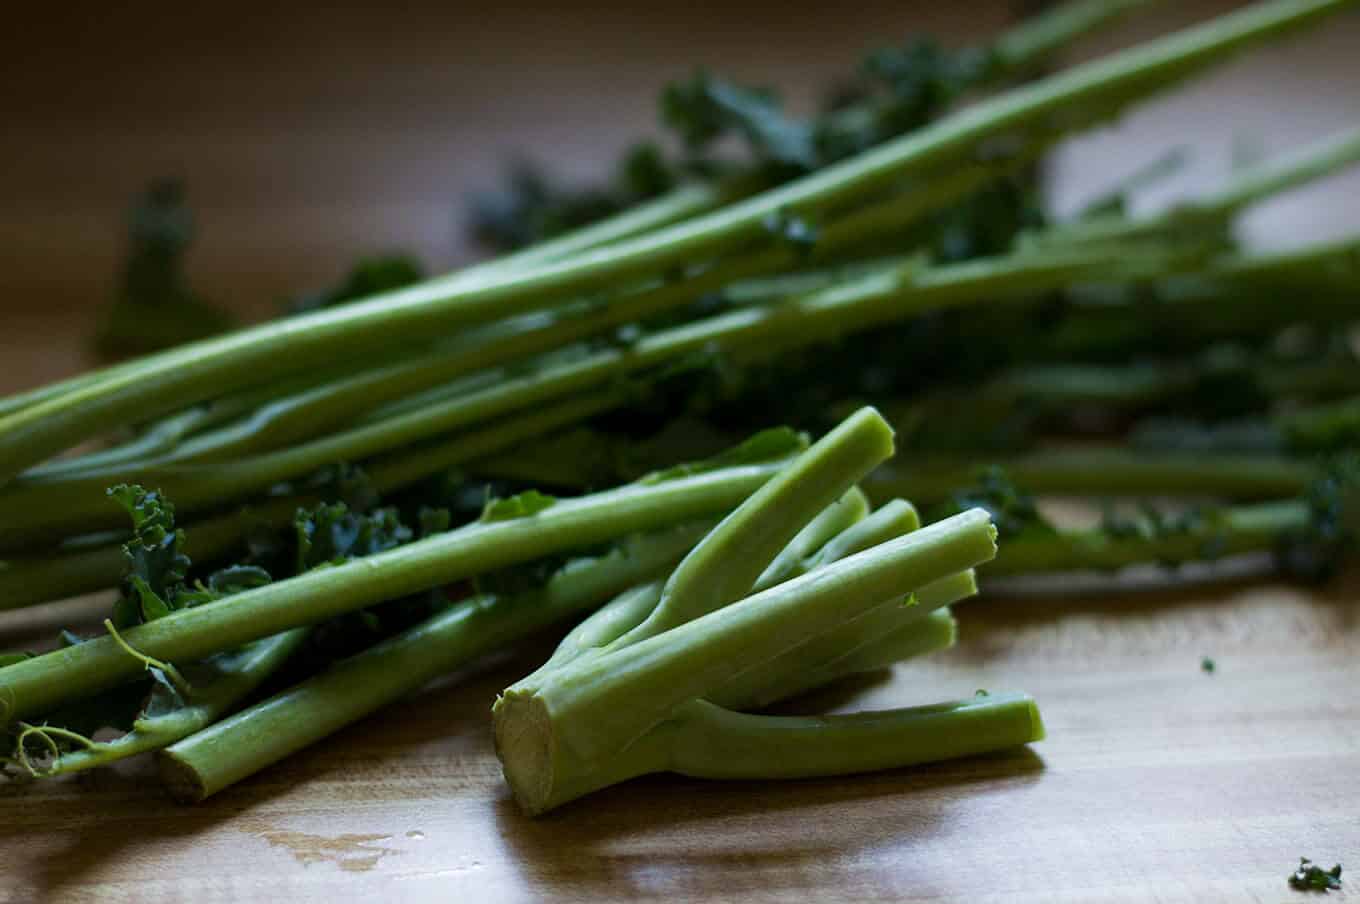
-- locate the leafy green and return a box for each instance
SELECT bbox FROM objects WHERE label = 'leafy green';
[107,484,271,628]
[932,466,1055,541]
[92,181,234,358]
[293,502,413,571]
[1290,858,1342,892]
[1275,458,1359,582]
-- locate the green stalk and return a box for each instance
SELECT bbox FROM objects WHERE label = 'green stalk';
[711,572,975,711]
[614,407,896,645]
[0,239,1195,548]
[493,508,998,809]
[992,0,1161,72]
[1033,124,1360,248]
[0,453,795,722]
[797,606,960,689]
[0,0,1343,486]
[156,521,711,802]
[502,688,1037,816]
[659,693,1043,780]
[0,380,643,550]
[10,628,308,779]
[528,495,921,691]
[752,488,871,591]
[0,389,640,607]
[988,498,1307,575]
[867,447,1316,505]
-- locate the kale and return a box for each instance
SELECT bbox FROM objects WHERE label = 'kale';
[932,466,1056,541]
[106,484,273,628]
[1290,858,1343,892]
[1275,458,1359,582]
[93,181,235,358]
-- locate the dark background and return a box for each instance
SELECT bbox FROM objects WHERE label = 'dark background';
[2,0,1357,390]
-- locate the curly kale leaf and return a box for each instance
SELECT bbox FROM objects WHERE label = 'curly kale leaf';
[107,484,193,627]
[293,502,415,571]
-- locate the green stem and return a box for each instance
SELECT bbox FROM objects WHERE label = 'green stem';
[0,381,641,550]
[0,454,792,722]
[867,447,1316,504]
[711,571,974,711]
[988,498,1307,575]
[13,628,308,778]
[0,0,1342,485]
[0,239,1193,548]
[1035,124,1360,247]
[498,509,997,779]
[993,0,1161,72]
[615,407,896,645]
[664,693,1044,780]
[510,691,1041,815]
[156,522,710,801]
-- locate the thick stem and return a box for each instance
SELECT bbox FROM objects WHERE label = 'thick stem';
[666,693,1044,780]
[499,509,997,785]
[510,692,1042,815]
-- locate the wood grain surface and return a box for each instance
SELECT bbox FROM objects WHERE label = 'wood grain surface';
[2,2,1359,901]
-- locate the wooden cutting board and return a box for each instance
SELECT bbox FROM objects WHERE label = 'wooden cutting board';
[1,572,1356,902]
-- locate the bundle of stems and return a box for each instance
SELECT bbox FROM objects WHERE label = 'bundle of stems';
[3,0,1359,806]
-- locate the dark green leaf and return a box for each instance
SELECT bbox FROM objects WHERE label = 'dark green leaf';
[1290,858,1343,892]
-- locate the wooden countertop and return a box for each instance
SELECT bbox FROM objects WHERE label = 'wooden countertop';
[2,2,1358,901]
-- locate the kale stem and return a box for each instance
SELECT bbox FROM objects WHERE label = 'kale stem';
[0,454,793,722]
[157,522,710,801]
[988,498,1307,575]
[616,407,896,644]
[664,693,1044,780]
[0,383,640,548]
[18,628,308,778]
[0,390,645,604]
[0,0,1341,486]
[504,509,997,772]
[993,0,1161,73]
[867,448,1316,504]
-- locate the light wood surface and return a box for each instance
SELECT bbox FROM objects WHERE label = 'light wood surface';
[2,2,1359,901]
[1,573,1356,903]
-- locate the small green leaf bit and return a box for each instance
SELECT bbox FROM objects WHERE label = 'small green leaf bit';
[1290,858,1342,892]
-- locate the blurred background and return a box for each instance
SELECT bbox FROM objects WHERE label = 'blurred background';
[3,0,1358,391]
